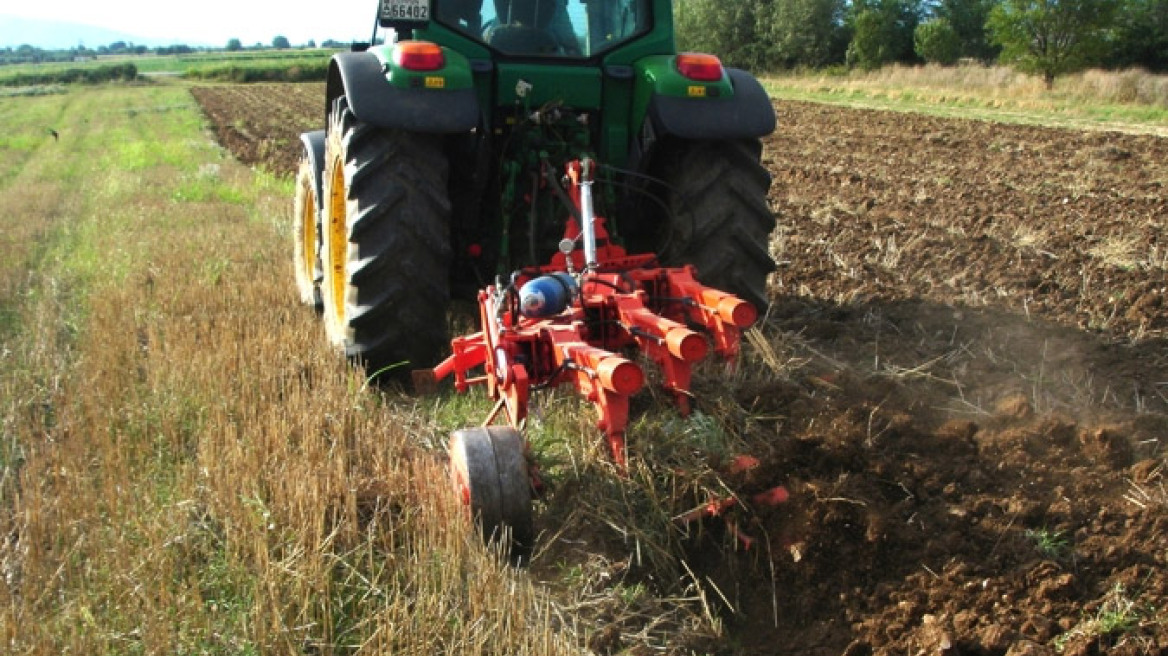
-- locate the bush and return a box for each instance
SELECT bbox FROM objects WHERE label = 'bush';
[0,63,138,87]
[988,0,1118,88]
[181,61,328,83]
[915,18,962,65]
[848,10,895,70]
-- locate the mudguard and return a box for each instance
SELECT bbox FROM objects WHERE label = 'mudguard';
[647,68,775,140]
[299,130,326,212]
[325,51,479,133]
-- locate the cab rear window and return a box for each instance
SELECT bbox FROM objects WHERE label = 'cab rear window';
[435,0,650,58]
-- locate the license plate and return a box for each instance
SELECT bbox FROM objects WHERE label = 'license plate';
[380,0,430,22]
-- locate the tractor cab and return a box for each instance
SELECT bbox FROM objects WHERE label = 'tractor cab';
[380,0,670,64]
[432,0,651,58]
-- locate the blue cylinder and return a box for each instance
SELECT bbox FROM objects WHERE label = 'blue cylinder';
[518,273,578,318]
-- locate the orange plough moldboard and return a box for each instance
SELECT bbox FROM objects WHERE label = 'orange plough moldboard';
[414,158,788,562]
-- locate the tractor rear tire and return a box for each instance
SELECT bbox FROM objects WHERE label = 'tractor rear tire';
[650,139,775,310]
[321,102,451,378]
[293,157,322,310]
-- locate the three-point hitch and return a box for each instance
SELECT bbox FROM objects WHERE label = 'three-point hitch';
[415,157,774,562]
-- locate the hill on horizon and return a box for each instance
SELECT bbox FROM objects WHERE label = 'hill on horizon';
[0,15,181,50]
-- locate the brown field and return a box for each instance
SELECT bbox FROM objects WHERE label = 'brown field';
[191,84,322,176]
[192,83,1168,655]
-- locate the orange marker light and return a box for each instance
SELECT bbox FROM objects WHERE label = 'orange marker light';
[676,52,723,82]
[394,41,445,72]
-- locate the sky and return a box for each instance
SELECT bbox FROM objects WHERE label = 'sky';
[2,0,383,47]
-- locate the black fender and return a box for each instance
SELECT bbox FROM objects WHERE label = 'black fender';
[647,68,776,140]
[324,52,479,133]
[299,130,326,212]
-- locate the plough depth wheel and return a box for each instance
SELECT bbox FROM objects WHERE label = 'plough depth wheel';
[448,426,534,564]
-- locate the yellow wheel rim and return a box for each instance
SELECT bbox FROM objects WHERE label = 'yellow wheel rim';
[327,159,348,327]
[300,181,316,286]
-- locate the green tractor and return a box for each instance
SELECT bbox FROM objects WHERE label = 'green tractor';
[294,0,777,377]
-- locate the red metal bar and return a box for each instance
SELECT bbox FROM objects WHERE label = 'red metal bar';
[538,324,644,467]
[598,289,706,414]
[666,266,758,360]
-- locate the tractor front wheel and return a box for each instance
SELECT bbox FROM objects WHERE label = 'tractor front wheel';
[320,101,451,378]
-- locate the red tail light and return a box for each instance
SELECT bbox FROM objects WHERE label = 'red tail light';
[676,53,724,82]
[394,41,444,71]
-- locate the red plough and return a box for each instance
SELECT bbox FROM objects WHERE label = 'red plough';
[416,158,786,562]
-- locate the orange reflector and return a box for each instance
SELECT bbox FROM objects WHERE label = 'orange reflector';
[394,41,445,71]
[676,52,723,82]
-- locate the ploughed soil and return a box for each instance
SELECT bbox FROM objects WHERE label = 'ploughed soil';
[194,84,1168,656]
[191,84,321,176]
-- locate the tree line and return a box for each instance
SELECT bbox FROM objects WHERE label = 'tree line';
[5,3,1164,88]
[1,42,197,65]
[675,0,1167,85]
[1,37,343,67]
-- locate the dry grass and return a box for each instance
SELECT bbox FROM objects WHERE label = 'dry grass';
[1124,461,1166,512]
[847,62,1050,102]
[1078,69,1168,107]
[1087,233,1166,272]
[793,63,1168,108]
[764,64,1168,136]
